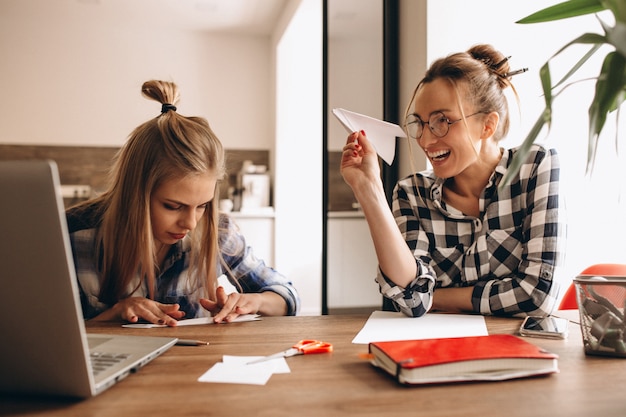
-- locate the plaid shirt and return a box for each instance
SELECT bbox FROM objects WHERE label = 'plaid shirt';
[67,210,300,319]
[377,144,565,317]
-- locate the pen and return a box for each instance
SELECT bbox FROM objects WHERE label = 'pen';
[176,339,209,346]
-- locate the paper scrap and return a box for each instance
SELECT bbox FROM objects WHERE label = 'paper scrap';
[332,108,406,165]
[217,273,238,295]
[198,362,273,385]
[198,356,290,385]
[122,314,261,328]
[223,355,291,374]
[351,310,488,344]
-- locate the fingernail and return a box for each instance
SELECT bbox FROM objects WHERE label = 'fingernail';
[353,151,358,156]
[360,130,366,136]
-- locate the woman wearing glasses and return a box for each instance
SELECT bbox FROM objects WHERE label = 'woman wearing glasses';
[340,44,565,318]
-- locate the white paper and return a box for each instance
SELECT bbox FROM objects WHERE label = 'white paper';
[122,276,252,328]
[122,314,261,328]
[223,355,291,374]
[332,107,406,165]
[198,362,273,385]
[217,273,238,295]
[197,356,290,385]
[351,310,488,344]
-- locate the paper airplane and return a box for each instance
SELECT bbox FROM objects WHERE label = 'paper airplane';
[332,108,406,165]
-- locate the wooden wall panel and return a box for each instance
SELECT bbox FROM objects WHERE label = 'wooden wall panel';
[0,145,269,203]
[0,145,357,212]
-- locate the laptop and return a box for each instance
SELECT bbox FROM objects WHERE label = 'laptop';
[0,160,178,398]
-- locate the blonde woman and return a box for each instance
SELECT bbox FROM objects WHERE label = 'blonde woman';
[341,45,565,318]
[67,80,299,325]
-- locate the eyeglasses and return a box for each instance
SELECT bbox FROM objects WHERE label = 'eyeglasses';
[405,111,483,139]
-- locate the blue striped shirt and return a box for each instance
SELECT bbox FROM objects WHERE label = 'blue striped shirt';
[67,210,300,319]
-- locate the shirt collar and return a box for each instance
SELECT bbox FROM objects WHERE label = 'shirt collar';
[429,147,507,200]
[160,235,192,271]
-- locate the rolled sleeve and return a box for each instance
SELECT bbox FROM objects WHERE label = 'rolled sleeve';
[219,215,300,315]
[376,262,435,317]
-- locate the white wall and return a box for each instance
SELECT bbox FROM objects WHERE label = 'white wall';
[410,0,626,295]
[327,10,383,151]
[272,0,324,315]
[0,0,273,150]
[398,0,428,177]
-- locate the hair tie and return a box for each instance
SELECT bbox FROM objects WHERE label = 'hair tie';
[161,103,177,114]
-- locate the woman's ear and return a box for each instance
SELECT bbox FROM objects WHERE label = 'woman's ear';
[481,111,499,139]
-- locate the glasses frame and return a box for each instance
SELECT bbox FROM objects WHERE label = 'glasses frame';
[405,111,484,140]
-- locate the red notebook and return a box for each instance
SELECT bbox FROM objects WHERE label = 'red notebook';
[369,334,558,385]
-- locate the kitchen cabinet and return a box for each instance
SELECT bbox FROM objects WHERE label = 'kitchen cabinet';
[327,213,381,310]
[229,212,275,267]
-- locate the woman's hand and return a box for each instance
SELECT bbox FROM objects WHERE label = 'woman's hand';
[90,297,186,326]
[199,286,287,323]
[340,130,381,190]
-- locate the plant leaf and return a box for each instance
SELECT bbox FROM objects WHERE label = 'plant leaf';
[587,51,626,172]
[539,61,553,112]
[536,35,604,112]
[516,0,605,24]
[501,108,551,186]
[558,45,605,90]
[615,104,624,155]
[551,32,606,56]
[604,0,626,23]
[604,20,626,56]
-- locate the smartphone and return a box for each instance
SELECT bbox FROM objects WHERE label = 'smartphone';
[519,316,569,339]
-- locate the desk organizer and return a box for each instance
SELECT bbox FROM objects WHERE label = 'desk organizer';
[575,264,626,357]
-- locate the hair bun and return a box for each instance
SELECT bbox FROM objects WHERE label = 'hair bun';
[468,44,526,87]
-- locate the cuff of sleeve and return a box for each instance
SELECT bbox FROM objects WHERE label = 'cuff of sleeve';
[262,285,300,316]
[375,263,436,317]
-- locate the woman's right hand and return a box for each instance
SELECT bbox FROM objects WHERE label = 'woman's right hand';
[90,297,186,326]
[340,130,381,190]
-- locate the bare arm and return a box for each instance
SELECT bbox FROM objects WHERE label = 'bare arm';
[340,131,418,287]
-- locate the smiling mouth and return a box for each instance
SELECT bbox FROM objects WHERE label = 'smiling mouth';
[428,149,451,162]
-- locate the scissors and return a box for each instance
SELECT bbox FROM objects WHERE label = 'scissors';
[247,339,333,364]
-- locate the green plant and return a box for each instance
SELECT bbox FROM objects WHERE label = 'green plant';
[503,0,626,184]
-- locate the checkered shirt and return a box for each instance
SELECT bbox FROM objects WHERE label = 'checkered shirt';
[376,144,565,318]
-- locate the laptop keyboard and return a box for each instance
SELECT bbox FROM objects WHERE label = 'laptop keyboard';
[90,351,131,375]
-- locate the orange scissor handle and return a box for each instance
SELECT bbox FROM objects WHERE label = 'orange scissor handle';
[293,339,333,354]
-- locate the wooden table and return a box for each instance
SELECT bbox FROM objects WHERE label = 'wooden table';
[2,311,625,417]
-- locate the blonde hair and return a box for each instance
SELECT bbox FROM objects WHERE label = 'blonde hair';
[75,80,226,304]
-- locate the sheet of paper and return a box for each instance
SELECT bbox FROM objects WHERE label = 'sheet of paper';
[123,275,248,328]
[198,362,274,385]
[351,310,488,344]
[197,356,290,385]
[217,273,238,295]
[223,355,291,374]
[332,107,406,165]
[122,314,261,328]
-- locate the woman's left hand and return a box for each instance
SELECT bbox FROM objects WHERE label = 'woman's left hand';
[199,286,262,323]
